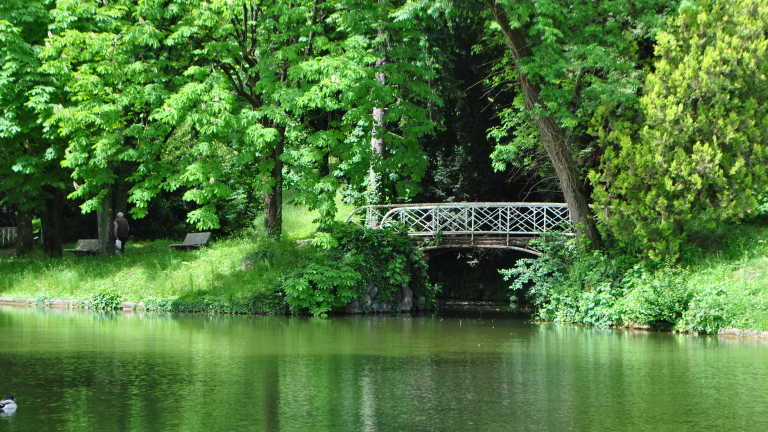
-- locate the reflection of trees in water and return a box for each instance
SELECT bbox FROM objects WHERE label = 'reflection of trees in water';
[3,308,768,430]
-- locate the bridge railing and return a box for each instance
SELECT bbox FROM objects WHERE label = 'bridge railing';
[0,227,17,248]
[345,203,574,236]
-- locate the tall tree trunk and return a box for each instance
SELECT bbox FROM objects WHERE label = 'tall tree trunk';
[41,186,64,258]
[263,135,284,238]
[15,208,34,256]
[96,187,115,258]
[318,112,331,178]
[114,163,132,217]
[369,24,388,205]
[485,0,602,249]
[318,151,331,178]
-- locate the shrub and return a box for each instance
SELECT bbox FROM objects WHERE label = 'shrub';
[502,233,707,330]
[264,224,436,316]
[677,283,730,334]
[333,224,433,306]
[618,266,690,330]
[280,262,361,316]
[89,289,123,310]
[502,233,635,326]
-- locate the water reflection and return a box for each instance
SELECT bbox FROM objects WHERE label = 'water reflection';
[1,305,767,431]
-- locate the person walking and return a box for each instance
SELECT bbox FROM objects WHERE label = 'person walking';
[114,212,130,255]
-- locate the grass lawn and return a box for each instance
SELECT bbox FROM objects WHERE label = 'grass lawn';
[0,194,355,308]
[1,239,259,302]
[683,223,768,330]
[280,188,356,239]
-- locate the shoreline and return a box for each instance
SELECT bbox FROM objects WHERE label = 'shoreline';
[4,296,768,340]
[0,296,144,310]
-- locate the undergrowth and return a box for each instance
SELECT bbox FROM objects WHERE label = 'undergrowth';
[502,221,768,333]
[253,225,437,316]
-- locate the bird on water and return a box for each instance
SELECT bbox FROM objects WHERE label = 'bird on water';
[0,396,16,411]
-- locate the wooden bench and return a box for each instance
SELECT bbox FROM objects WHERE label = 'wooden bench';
[64,239,100,256]
[169,232,211,251]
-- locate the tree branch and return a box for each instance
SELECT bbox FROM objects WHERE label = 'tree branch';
[216,61,261,108]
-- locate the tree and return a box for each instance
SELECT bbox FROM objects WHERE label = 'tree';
[38,0,439,244]
[485,0,599,248]
[152,0,332,237]
[362,0,442,205]
[482,0,677,248]
[152,0,439,235]
[40,0,195,256]
[591,0,768,258]
[0,0,68,256]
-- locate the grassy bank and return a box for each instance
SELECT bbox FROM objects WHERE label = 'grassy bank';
[1,238,284,311]
[682,229,768,331]
[0,196,438,315]
[505,221,768,333]
[0,197,361,313]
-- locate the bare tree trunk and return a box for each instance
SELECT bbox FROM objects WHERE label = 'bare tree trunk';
[96,187,115,258]
[15,208,34,256]
[263,135,284,238]
[41,186,64,258]
[485,0,602,248]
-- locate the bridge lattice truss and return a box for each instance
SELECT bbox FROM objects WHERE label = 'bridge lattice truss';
[345,203,573,253]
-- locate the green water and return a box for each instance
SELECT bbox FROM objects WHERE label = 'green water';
[1,305,767,431]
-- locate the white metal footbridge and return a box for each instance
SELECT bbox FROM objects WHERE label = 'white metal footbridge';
[345,203,575,255]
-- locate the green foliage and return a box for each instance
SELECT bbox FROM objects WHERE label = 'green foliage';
[89,288,123,310]
[264,225,434,316]
[677,283,730,334]
[487,0,675,187]
[592,0,768,259]
[0,0,68,215]
[503,233,635,326]
[502,223,768,333]
[618,266,690,330]
[489,106,550,180]
[756,193,768,215]
[39,0,203,221]
[281,262,361,317]
[33,0,440,234]
[334,225,428,303]
[142,295,253,314]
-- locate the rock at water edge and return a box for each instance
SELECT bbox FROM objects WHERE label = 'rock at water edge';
[400,286,413,312]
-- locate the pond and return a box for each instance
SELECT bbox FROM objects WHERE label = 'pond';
[1,305,767,431]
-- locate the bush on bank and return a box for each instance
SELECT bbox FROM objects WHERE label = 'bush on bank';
[254,225,437,316]
[503,223,768,333]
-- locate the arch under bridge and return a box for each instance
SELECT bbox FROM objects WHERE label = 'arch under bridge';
[345,203,576,256]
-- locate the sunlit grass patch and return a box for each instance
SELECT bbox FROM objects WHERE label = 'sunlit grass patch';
[281,189,356,240]
[0,238,252,302]
[0,230,326,315]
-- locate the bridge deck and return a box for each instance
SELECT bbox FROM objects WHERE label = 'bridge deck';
[411,235,539,255]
